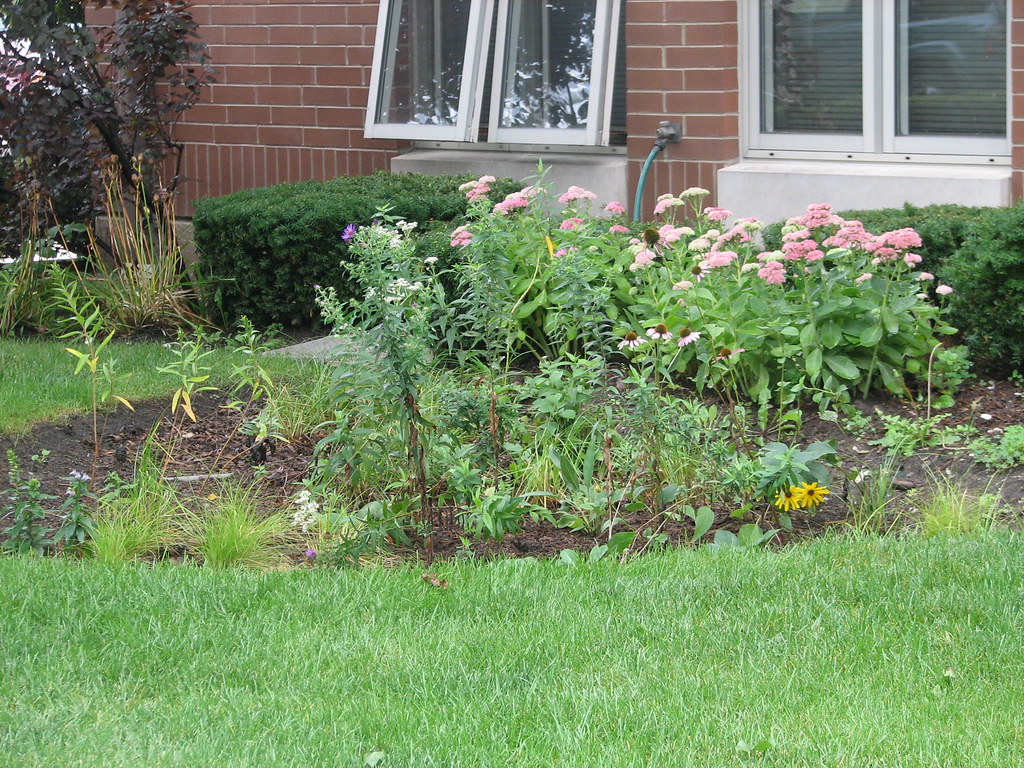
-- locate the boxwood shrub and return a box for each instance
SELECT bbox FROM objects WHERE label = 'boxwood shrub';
[941,204,1024,373]
[193,172,518,327]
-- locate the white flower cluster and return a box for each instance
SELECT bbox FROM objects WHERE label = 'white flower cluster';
[292,489,320,533]
[384,277,424,303]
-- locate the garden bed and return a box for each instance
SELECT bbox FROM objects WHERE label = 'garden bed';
[3,373,1021,563]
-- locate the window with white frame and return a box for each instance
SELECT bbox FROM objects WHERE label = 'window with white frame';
[365,0,623,146]
[747,0,1008,158]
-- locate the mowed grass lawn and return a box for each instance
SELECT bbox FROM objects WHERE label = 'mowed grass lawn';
[0,337,314,435]
[2,534,1023,767]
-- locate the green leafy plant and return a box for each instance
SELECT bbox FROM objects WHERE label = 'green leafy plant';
[158,329,217,423]
[1,450,53,555]
[629,199,957,410]
[53,470,97,554]
[456,487,548,543]
[870,413,975,456]
[969,424,1024,470]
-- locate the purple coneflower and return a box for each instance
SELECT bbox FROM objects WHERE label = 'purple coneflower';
[617,331,647,350]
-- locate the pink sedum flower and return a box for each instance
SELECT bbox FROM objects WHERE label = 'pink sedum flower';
[608,224,630,234]
[704,206,731,222]
[936,284,954,295]
[916,272,934,281]
[450,225,473,247]
[702,250,738,270]
[631,247,657,270]
[558,186,597,204]
[604,201,626,214]
[673,279,694,291]
[560,217,583,230]
[855,272,873,284]
[757,261,786,285]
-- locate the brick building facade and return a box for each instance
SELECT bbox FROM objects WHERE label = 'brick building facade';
[146,0,1019,222]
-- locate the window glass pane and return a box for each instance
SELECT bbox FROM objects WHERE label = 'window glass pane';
[375,0,471,126]
[761,0,862,134]
[498,0,598,130]
[898,0,1006,137]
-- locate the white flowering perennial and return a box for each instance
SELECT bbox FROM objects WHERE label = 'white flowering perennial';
[292,489,320,533]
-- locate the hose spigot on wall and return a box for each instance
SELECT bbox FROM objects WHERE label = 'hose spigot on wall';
[633,121,682,222]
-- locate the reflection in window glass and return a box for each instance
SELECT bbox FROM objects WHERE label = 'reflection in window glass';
[761,0,862,134]
[375,0,471,126]
[498,0,597,130]
[899,0,1006,137]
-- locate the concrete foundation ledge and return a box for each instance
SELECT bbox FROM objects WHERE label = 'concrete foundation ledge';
[390,149,630,208]
[717,160,1013,225]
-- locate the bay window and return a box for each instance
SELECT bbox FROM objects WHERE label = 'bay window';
[748,0,1008,158]
[365,0,622,146]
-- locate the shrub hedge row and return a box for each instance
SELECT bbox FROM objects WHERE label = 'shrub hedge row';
[764,202,1024,373]
[192,171,518,327]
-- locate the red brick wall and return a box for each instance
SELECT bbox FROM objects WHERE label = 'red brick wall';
[625,0,739,213]
[167,0,403,214]
[138,0,744,215]
[1012,0,1024,198]
[89,0,1018,212]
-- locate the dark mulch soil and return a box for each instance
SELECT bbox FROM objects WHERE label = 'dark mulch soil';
[2,378,1022,563]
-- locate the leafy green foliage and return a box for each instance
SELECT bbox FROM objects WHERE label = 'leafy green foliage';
[969,424,1024,470]
[941,203,1024,372]
[1,450,53,555]
[193,172,518,327]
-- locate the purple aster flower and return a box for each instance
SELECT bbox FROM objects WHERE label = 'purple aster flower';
[305,549,317,559]
[341,224,358,242]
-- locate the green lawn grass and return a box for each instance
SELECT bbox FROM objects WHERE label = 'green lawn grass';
[0,337,317,435]
[2,534,1022,766]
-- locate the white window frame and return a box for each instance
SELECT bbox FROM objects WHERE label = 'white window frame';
[364,0,493,141]
[743,0,1010,161]
[365,0,620,146]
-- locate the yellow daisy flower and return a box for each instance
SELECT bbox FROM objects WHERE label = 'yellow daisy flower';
[774,486,803,512]
[797,482,830,508]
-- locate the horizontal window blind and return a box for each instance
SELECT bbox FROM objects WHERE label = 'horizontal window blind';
[899,0,1006,137]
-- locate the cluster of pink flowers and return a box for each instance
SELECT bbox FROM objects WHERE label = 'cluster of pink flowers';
[703,206,731,222]
[630,247,658,271]
[654,195,684,215]
[459,175,496,202]
[781,237,825,262]
[450,225,473,247]
[558,186,597,204]
[604,201,626,215]
[788,203,842,231]
[609,224,631,234]
[865,227,923,263]
[822,220,871,249]
[559,217,583,230]
[493,186,535,215]
[757,260,786,285]
[702,250,738,269]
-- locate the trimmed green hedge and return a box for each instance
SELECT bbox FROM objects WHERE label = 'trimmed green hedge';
[764,202,1024,373]
[193,172,518,327]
